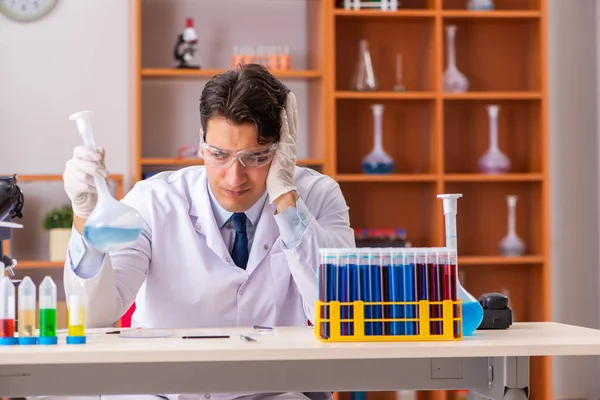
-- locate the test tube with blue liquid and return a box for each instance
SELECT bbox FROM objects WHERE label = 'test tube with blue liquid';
[402,249,416,335]
[388,249,403,335]
[357,249,372,335]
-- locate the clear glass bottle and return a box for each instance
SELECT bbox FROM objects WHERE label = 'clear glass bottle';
[352,39,378,91]
[443,25,469,93]
[499,195,526,256]
[362,104,394,174]
[478,105,511,174]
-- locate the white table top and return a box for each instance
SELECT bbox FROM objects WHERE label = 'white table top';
[2,322,600,365]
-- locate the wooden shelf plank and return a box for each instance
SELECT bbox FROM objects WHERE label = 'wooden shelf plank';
[444,173,544,182]
[335,174,438,182]
[141,158,324,167]
[443,92,543,100]
[334,9,436,18]
[459,255,545,265]
[141,68,322,79]
[15,261,63,268]
[442,10,542,19]
[336,91,436,100]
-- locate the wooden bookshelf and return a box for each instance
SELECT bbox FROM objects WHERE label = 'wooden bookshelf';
[130,0,550,399]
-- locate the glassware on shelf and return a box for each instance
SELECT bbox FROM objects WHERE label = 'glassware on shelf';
[393,53,406,92]
[467,0,494,10]
[362,104,394,174]
[499,195,526,257]
[437,194,484,336]
[478,105,511,174]
[443,25,469,93]
[352,39,378,91]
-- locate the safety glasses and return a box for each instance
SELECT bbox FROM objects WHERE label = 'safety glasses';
[199,138,279,168]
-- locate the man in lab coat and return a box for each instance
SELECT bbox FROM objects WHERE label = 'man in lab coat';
[60,63,355,400]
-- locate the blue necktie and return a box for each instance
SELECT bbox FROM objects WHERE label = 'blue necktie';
[231,212,249,269]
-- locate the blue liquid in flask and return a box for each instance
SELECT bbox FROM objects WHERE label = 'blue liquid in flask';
[362,161,394,174]
[84,226,142,253]
[461,300,484,336]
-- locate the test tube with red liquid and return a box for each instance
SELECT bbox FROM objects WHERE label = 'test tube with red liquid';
[0,276,17,345]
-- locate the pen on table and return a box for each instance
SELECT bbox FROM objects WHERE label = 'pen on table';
[252,325,273,331]
[240,334,257,342]
[181,335,230,339]
[106,330,121,334]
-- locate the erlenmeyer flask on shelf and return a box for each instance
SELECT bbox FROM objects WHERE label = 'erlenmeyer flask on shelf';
[352,39,378,91]
[437,194,484,336]
[499,195,526,256]
[443,25,469,93]
[478,105,511,174]
[467,0,494,10]
[362,104,394,174]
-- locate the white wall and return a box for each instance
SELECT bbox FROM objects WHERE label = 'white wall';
[0,0,130,261]
[549,0,600,398]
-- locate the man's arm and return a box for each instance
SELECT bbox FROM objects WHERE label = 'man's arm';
[273,180,355,323]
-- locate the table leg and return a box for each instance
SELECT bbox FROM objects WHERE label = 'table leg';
[471,357,529,400]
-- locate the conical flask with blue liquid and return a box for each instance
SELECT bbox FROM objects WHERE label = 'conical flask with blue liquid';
[437,194,483,336]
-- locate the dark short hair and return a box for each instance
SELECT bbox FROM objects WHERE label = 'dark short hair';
[200,63,290,145]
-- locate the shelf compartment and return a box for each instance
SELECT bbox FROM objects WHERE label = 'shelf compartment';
[442,10,541,19]
[458,264,537,324]
[142,69,322,79]
[443,0,541,10]
[335,18,435,91]
[442,19,541,91]
[336,91,436,100]
[339,182,439,248]
[445,181,543,257]
[336,99,437,174]
[444,99,542,174]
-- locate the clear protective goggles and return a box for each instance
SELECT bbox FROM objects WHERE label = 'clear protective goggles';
[199,136,279,168]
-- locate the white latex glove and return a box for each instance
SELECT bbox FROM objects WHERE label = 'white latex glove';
[63,145,109,219]
[266,91,298,204]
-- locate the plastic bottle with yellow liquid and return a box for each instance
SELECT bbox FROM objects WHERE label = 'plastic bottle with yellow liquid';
[67,284,86,344]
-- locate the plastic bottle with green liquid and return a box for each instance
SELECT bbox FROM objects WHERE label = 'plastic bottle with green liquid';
[38,276,57,345]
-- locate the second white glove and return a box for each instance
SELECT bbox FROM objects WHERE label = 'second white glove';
[63,145,109,219]
[266,91,298,203]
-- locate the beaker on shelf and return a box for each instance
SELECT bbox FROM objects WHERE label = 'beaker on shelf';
[443,25,469,93]
[362,104,394,174]
[69,110,144,253]
[437,194,484,336]
[352,39,378,91]
[478,105,511,174]
[499,195,526,256]
[467,0,494,10]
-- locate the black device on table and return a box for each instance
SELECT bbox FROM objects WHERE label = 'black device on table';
[477,292,513,330]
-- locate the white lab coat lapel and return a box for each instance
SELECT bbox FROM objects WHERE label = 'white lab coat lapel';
[189,173,232,263]
[245,200,280,275]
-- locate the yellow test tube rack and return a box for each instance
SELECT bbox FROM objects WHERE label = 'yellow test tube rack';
[314,299,463,342]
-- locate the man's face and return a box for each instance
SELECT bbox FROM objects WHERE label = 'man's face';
[201,117,274,213]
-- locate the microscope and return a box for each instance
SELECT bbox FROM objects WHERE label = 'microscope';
[173,18,200,69]
[0,174,24,277]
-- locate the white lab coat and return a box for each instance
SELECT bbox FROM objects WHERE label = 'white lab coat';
[59,166,354,400]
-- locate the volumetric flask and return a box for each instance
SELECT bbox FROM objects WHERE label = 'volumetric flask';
[69,110,144,253]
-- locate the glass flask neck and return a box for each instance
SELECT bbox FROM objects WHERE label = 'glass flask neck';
[507,196,517,235]
[446,26,457,69]
[487,106,500,150]
[371,105,384,151]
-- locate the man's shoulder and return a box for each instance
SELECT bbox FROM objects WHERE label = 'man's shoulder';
[293,166,340,197]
